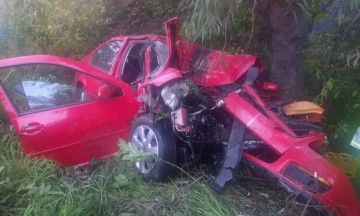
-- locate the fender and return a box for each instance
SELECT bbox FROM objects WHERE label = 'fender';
[144,68,183,87]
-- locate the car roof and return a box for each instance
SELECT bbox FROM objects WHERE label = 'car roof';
[108,34,165,41]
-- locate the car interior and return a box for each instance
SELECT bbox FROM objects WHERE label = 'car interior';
[121,43,147,85]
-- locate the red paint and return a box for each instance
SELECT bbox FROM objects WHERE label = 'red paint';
[243,145,359,215]
[224,91,359,215]
[262,81,279,91]
[176,40,261,87]
[144,68,182,87]
[0,55,139,166]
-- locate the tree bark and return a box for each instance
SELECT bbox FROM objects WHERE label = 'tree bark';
[267,0,310,99]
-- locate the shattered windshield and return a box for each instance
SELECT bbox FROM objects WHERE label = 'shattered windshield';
[149,41,168,77]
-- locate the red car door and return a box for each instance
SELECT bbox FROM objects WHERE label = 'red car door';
[0,55,139,166]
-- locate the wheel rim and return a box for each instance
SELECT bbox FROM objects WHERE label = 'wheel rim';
[131,125,159,174]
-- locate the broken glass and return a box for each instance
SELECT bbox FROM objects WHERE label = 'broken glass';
[90,40,123,73]
[149,41,168,78]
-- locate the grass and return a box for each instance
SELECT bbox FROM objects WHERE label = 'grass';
[0,127,310,216]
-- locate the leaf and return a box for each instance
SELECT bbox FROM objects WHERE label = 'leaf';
[113,174,129,188]
[297,2,310,17]
[327,79,334,90]
[39,183,51,195]
[118,213,135,216]
[301,0,309,10]
[205,0,210,8]
[194,0,200,12]
[0,177,10,185]
[118,139,131,153]
[0,195,10,204]
[352,91,358,97]
[313,11,326,22]
[16,182,35,193]
[117,139,154,162]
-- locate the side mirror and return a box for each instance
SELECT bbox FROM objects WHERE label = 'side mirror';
[97,85,114,100]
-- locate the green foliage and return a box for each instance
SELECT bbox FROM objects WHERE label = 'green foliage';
[232,1,270,59]
[0,131,308,215]
[286,0,360,27]
[117,139,155,162]
[190,185,237,216]
[0,0,184,59]
[347,48,360,67]
[287,0,329,23]
[0,0,125,59]
[336,0,360,26]
[0,130,64,215]
[304,3,360,147]
[0,104,9,128]
[182,0,238,42]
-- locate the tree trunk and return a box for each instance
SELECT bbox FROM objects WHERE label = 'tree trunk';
[268,0,310,99]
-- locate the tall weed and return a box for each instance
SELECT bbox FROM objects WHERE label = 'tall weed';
[0,130,302,215]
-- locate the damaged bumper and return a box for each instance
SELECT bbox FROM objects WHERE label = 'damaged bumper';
[243,143,360,216]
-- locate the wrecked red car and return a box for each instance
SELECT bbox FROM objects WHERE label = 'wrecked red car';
[0,17,359,215]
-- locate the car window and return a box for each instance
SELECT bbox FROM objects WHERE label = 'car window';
[149,41,168,77]
[90,40,122,73]
[121,43,147,84]
[0,64,97,115]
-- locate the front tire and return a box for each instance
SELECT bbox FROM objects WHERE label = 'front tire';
[130,115,177,181]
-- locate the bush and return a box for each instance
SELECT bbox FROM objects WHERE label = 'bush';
[0,0,183,59]
[304,16,360,149]
[0,0,128,59]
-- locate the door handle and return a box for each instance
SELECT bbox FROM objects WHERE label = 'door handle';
[20,122,44,134]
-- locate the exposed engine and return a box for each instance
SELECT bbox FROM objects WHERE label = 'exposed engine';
[158,78,300,163]
[159,79,232,154]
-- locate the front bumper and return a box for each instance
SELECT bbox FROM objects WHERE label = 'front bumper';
[243,144,360,215]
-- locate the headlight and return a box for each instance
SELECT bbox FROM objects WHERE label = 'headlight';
[161,80,190,110]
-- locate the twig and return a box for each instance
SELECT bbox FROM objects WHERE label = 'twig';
[161,159,194,180]
[247,0,257,49]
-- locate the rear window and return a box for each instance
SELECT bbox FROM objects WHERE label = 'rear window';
[90,40,123,73]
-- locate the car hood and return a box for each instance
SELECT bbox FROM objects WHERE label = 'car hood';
[164,17,263,87]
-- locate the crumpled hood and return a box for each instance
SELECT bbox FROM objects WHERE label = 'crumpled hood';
[176,40,261,87]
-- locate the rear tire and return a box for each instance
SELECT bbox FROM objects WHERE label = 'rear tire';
[130,115,177,181]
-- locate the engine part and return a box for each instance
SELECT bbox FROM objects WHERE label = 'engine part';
[171,107,192,133]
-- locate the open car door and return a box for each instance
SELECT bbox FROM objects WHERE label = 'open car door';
[164,17,179,67]
[0,55,139,166]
